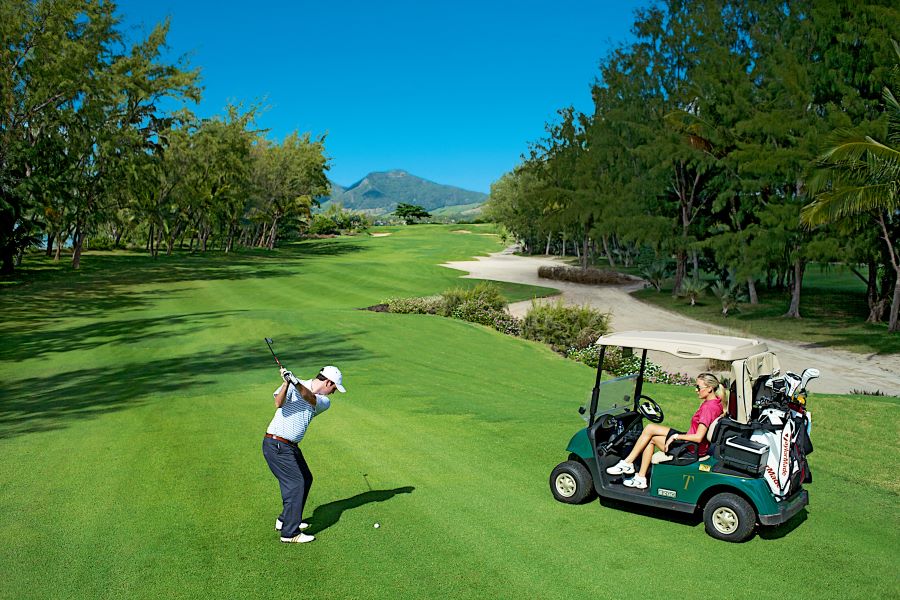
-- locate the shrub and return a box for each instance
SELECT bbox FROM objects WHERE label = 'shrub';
[678,279,707,306]
[450,298,522,335]
[385,295,442,314]
[710,281,747,317]
[641,261,670,292]
[439,281,506,317]
[565,345,693,385]
[86,236,121,250]
[538,265,634,285]
[521,300,609,353]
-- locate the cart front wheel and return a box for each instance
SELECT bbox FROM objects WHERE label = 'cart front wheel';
[703,492,756,542]
[550,461,595,504]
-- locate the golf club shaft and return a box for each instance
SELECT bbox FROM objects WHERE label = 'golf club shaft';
[265,338,283,368]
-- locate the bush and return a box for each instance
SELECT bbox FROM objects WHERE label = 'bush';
[678,279,707,306]
[85,236,121,250]
[451,299,522,336]
[439,281,506,317]
[521,300,609,353]
[538,265,634,285]
[308,214,340,235]
[385,295,442,314]
[565,345,693,385]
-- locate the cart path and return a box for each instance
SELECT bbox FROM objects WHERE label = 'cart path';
[442,249,900,396]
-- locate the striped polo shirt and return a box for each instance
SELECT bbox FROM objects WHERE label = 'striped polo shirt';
[266,379,331,444]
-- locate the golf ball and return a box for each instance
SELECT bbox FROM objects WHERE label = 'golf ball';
[374,523,380,528]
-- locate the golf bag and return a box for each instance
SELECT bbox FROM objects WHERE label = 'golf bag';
[750,408,812,500]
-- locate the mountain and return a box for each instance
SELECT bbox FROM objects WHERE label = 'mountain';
[321,170,487,215]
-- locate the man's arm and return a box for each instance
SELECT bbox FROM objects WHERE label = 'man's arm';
[277,368,317,407]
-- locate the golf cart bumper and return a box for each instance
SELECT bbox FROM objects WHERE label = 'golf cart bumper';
[759,489,808,526]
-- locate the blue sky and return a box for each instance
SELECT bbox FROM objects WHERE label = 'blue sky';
[116,1,645,193]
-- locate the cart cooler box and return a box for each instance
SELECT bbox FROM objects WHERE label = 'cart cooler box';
[721,437,768,476]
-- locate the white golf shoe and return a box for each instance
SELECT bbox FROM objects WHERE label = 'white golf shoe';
[275,518,310,532]
[606,460,635,475]
[623,474,648,489]
[280,532,315,544]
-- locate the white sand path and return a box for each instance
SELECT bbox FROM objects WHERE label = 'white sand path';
[442,248,900,396]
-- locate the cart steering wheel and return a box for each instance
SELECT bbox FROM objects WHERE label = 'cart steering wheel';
[638,395,664,423]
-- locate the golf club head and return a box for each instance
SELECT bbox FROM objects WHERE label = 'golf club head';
[264,337,274,346]
[799,368,820,391]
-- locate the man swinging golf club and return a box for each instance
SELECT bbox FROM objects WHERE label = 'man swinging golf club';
[262,357,346,544]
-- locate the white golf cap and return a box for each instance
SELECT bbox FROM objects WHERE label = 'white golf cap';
[321,365,346,393]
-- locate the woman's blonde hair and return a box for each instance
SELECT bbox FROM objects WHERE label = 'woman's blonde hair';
[698,372,727,414]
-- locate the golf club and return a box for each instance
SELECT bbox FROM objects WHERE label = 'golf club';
[264,337,283,368]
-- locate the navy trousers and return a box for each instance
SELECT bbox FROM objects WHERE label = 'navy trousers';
[262,437,313,537]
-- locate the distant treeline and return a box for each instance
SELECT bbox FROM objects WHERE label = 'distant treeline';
[1,0,334,274]
[485,1,900,332]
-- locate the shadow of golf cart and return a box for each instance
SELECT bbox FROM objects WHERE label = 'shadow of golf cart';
[550,331,818,543]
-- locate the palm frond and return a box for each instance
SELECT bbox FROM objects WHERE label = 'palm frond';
[801,182,898,225]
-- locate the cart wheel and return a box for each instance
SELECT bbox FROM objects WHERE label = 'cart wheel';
[703,493,756,542]
[550,461,595,504]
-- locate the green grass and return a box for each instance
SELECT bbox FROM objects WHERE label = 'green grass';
[1,226,897,599]
[633,264,900,355]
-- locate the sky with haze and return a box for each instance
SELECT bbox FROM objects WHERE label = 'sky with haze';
[116,0,646,193]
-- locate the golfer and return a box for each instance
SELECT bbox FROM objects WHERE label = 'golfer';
[262,365,346,543]
[605,372,725,489]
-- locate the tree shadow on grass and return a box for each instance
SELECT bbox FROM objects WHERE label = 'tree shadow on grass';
[0,331,372,440]
[0,239,368,328]
[0,310,247,362]
[307,487,415,534]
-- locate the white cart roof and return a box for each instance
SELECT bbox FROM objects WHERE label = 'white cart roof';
[595,331,768,361]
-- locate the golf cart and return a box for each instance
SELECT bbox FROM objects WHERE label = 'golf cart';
[549,331,818,542]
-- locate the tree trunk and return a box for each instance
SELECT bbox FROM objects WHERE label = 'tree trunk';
[581,237,589,269]
[602,236,615,267]
[45,232,55,257]
[889,276,900,333]
[71,223,83,270]
[783,259,805,318]
[267,216,279,250]
[545,233,551,255]
[692,250,700,282]
[672,250,686,297]
[747,277,759,305]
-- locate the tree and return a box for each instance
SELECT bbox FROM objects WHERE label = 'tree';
[0,0,199,272]
[394,203,430,224]
[804,42,900,331]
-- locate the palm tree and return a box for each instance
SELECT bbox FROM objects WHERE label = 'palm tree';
[803,42,900,332]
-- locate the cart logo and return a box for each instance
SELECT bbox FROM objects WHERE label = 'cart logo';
[682,475,695,490]
[658,488,676,498]
[699,464,711,472]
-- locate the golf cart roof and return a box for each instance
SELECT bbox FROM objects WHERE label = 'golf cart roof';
[595,331,768,361]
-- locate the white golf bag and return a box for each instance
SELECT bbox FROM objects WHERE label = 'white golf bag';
[751,408,811,500]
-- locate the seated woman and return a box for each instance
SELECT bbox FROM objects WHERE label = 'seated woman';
[605,372,726,489]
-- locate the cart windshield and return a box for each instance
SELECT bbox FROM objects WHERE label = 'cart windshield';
[581,374,638,422]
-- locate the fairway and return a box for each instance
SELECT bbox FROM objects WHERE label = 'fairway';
[1,225,897,600]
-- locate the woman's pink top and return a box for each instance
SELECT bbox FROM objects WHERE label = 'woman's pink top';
[687,398,724,455]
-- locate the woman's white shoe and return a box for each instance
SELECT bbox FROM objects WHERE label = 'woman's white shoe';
[623,475,648,489]
[606,460,635,475]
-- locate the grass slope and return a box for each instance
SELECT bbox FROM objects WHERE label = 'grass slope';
[0,225,897,599]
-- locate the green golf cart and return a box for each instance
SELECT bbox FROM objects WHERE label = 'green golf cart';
[549,331,818,542]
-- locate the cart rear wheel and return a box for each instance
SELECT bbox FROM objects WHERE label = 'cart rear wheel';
[550,461,595,504]
[703,492,756,542]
